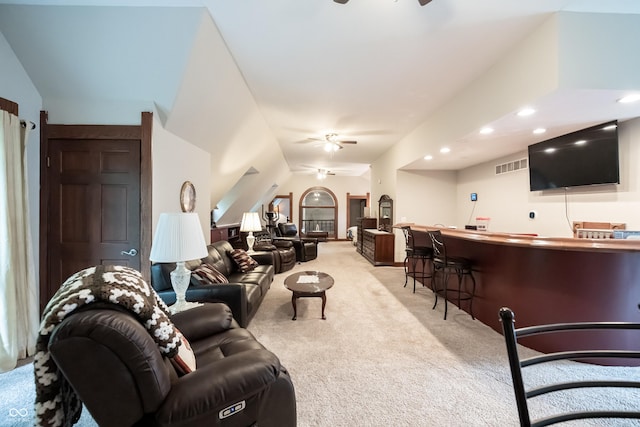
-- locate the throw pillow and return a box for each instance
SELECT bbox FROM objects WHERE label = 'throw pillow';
[192,263,229,284]
[229,248,259,273]
[170,331,197,376]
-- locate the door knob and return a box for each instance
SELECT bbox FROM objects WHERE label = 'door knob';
[121,249,138,257]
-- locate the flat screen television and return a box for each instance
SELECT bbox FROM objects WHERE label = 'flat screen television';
[528,120,620,191]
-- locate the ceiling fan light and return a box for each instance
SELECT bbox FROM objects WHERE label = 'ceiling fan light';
[324,142,339,152]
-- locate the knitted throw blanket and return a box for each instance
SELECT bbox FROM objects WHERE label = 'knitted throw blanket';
[34,265,181,427]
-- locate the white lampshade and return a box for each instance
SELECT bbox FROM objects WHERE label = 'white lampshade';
[240,212,262,233]
[150,212,208,262]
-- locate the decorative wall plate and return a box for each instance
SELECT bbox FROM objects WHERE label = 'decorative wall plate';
[180,181,196,213]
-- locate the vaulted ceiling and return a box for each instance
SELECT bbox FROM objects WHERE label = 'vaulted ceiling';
[2,0,640,184]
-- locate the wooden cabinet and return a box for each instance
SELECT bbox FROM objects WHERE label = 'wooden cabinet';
[361,229,394,266]
[210,223,241,245]
[356,217,377,254]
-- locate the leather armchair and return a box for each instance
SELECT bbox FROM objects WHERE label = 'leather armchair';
[274,223,318,262]
[48,302,296,427]
[237,229,297,273]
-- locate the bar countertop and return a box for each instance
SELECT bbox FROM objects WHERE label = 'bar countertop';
[394,222,640,365]
[394,223,640,253]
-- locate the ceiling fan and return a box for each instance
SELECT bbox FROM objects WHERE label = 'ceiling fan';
[316,168,336,179]
[304,133,358,152]
[334,0,433,5]
[299,165,338,179]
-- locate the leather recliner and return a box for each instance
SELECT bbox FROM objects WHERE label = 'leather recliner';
[237,229,297,273]
[48,302,297,427]
[274,223,318,262]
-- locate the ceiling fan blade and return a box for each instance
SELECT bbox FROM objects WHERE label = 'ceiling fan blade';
[338,140,357,144]
[334,0,349,3]
[294,138,322,144]
[418,0,433,5]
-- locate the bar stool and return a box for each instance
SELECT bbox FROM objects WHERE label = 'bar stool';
[428,230,476,320]
[401,226,433,293]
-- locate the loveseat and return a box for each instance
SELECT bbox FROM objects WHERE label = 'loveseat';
[47,302,297,427]
[151,240,274,327]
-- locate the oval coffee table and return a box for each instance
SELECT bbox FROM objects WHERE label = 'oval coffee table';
[283,271,334,320]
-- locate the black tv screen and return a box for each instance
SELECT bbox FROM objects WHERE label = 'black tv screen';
[528,121,620,191]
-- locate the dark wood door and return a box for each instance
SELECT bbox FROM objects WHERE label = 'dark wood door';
[49,138,141,283]
[40,112,152,313]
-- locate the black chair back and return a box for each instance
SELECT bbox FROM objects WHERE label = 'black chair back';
[278,223,299,237]
[499,307,640,427]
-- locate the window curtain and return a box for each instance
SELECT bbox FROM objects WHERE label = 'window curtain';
[0,110,39,372]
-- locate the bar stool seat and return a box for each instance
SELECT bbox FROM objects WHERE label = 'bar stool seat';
[401,226,433,293]
[428,229,476,320]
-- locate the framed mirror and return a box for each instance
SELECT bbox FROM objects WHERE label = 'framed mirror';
[378,194,393,232]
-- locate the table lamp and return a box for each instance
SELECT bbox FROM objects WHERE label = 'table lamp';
[240,212,262,253]
[149,212,208,313]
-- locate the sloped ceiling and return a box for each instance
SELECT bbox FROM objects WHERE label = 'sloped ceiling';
[0,5,200,121]
[0,4,292,222]
[2,0,640,215]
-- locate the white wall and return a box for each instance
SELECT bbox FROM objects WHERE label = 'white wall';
[395,169,457,260]
[275,173,370,239]
[456,117,640,237]
[151,112,211,243]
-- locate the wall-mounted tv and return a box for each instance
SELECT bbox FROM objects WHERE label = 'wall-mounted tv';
[528,120,620,191]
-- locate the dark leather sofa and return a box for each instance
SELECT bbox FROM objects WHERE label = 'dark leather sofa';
[151,240,274,327]
[274,223,318,262]
[48,302,296,427]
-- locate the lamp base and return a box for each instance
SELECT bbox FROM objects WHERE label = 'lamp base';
[246,231,256,253]
[169,300,203,315]
[169,261,203,314]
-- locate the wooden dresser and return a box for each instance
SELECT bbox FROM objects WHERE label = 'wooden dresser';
[356,217,377,254]
[361,229,394,266]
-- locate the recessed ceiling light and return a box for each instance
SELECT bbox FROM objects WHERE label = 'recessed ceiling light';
[424,155,433,160]
[533,128,546,134]
[517,108,536,117]
[479,127,494,135]
[440,147,450,154]
[618,94,640,104]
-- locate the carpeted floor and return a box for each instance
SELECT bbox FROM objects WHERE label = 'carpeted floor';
[2,241,639,426]
[247,242,640,427]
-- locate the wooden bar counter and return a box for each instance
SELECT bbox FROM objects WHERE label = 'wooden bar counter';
[397,224,640,363]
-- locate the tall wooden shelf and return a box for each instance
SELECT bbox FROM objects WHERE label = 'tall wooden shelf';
[361,229,394,266]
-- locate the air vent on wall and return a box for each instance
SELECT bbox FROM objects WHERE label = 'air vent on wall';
[495,158,527,175]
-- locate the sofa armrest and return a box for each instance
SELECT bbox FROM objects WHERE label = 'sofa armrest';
[170,303,234,340]
[272,240,294,249]
[250,251,274,266]
[254,243,277,251]
[184,284,249,328]
[156,349,281,425]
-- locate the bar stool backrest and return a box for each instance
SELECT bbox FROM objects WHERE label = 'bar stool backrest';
[428,229,447,262]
